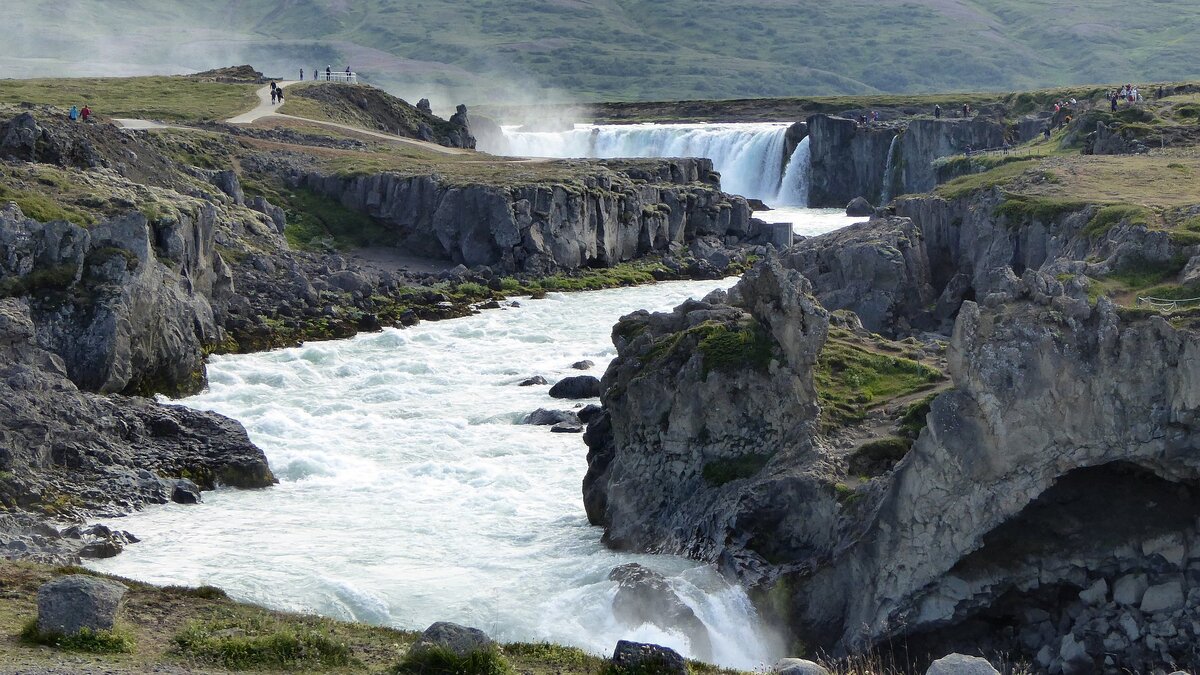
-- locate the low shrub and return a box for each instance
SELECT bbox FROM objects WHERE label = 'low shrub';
[20,619,135,654]
[394,645,514,675]
[174,617,352,670]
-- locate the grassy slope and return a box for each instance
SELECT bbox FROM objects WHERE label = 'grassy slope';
[0,77,259,122]
[6,1,1200,102]
[0,561,744,675]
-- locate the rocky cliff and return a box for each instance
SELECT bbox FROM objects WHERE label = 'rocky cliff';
[586,245,1200,670]
[806,115,897,208]
[803,115,1008,207]
[300,158,761,274]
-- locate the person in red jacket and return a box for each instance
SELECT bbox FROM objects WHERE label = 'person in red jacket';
[81,105,92,122]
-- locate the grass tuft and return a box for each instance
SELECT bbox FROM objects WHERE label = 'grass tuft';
[174,615,353,670]
[1084,204,1153,237]
[816,336,944,432]
[394,645,514,675]
[20,619,136,654]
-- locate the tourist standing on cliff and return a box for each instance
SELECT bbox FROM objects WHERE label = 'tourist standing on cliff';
[81,105,91,122]
[934,104,941,118]
[68,105,79,121]
[300,68,304,81]
[326,65,332,81]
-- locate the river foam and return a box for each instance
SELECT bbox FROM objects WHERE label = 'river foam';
[89,279,787,668]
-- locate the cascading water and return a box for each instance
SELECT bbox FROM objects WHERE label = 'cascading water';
[492,123,797,204]
[87,280,789,669]
[879,134,900,205]
[775,137,811,208]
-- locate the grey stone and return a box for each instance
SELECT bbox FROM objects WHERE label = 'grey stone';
[1113,574,1150,606]
[773,658,830,675]
[1079,578,1108,606]
[610,564,712,661]
[845,197,874,217]
[410,622,494,657]
[522,409,579,426]
[37,575,127,635]
[171,479,203,504]
[571,360,596,370]
[1140,581,1185,614]
[549,376,601,400]
[550,422,584,434]
[611,641,687,675]
[519,376,548,387]
[925,654,1000,675]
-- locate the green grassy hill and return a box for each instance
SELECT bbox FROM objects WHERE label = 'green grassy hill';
[4,0,1200,104]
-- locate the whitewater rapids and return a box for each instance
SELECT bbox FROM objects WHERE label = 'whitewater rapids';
[89,279,789,668]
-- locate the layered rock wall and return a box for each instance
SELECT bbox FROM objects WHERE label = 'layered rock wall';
[301,159,758,274]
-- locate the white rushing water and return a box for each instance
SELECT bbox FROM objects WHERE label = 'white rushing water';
[488,123,861,236]
[879,134,900,205]
[491,123,802,205]
[89,279,793,669]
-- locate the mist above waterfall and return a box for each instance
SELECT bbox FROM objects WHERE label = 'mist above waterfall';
[488,123,810,207]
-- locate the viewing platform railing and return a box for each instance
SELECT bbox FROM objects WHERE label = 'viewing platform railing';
[307,71,359,84]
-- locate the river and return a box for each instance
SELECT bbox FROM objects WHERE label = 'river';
[89,279,788,668]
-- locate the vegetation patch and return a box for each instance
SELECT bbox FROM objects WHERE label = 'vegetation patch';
[243,181,391,251]
[815,336,944,432]
[934,160,1038,200]
[994,194,1089,223]
[899,393,939,437]
[703,454,773,486]
[394,645,514,675]
[174,613,353,670]
[20,619,135,654]
[696,321,774,376]
[0,76,259,122]
[1084,204,1154,237]
[847,437,913,478]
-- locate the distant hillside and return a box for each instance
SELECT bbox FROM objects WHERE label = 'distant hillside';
[5,0,1200,105]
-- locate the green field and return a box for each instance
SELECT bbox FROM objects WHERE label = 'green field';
[5,1,1200,103]
[0,77,258,122]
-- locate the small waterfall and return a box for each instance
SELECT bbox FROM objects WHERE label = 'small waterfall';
[775,137,811,207]
[880,134,900,205]
[491,123,792,203]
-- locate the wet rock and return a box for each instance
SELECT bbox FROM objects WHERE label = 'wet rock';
[610,640,687,675]
[571,360,595,370]
[845,196,874,217]
[925,654,999,675]
[171,479,203,504]
[411,621,494,657]
[577,404,604,424]
[1113,573,1150,606]
[551,422,584,434]
[37,575,127,635]
[519,376,548,387]
[610,564,712,660]
[523,409,579,426]
[549,375,601,399]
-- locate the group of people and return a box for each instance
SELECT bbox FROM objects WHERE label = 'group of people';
[931,103,972,119]
[270,81,285,104]
[67,105,92,122]
[855,110,881,127]
[1109,85,1143,110]
[299,65,353,82]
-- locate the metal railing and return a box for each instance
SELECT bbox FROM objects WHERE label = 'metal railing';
[304,71,359,84]
[1137,296,1200,312]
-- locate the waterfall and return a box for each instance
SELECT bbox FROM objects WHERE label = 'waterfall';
[880,134,900,205]
[490,123,794,203]
[775,137,811,207]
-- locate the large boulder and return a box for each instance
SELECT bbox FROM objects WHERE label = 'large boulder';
[523,409,579,426]
[549,375,601,399]
[37,575,127,635]
[609,563,712,660]
[611,640,687,675]
[773,658,831,675]
[925,654,1000,675]
[410,622,494,657]
[845,197,874,217]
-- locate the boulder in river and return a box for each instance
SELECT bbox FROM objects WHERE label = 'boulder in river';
[549,375,601,399]
[571,360,595,370]
[551,422,584,434]
[609,563,712,660]
[519,376,548,387]
[37,575,127,636]
[523,409,579,426]
[845,196,874,217]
